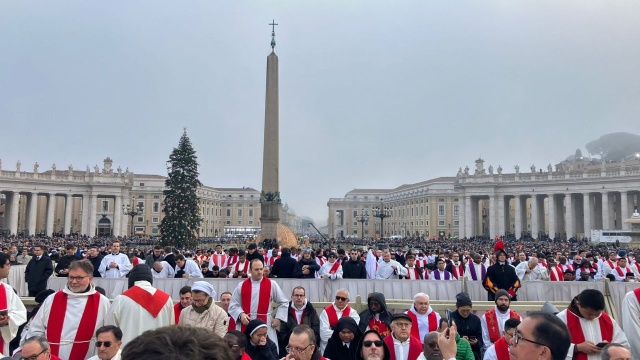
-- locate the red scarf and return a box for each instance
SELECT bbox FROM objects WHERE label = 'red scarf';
[407,309,437,340]
[383,334,422,360]
[606,259,615,269]
[368,317,390,337]
[227,254,239,267]
[406,267,421,280]
[212,253,227,268]
[325,305,350,327]
[329,261,341,274]
[549,267,563,281]
[240,277,272,332]
[486,309,521,343]
[494,337,510,360]
[173,302,182,324]
[566,310,613,360]
[290,305,306,325]
[227,313,236,331]
[0,284,6,351]
[451,263,464,279]
[235,261,249,277]
[615,267,627,277]
[123,286,170,318]
[48,291,101,360]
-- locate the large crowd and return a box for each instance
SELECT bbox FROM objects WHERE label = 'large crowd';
[0,235,638,360]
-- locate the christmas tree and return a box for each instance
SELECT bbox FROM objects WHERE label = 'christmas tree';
[159,129,202,248]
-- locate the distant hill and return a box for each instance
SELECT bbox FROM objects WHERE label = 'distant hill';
[585,132,640,161]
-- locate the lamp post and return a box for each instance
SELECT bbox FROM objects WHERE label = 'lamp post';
[354,209,369,240]
[122,197,143,237]
[372,201,392,239]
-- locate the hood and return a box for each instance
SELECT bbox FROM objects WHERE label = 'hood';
[329,316,362,343]
[368,292,388,312]
[355,330,391,360]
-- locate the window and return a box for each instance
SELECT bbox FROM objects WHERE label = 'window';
[237,220,242,225]
[152,217,159,223]
[137,216,144,223]
[137,202,145,212]
[153,195,160,199]
[454,220,459,226]
[353,222,358,226]
[239,195,243,198]
[138,195,144,199]
[438,220,445,226]
[226,221,231,225]
[102,200,109,212]
[226,209,231,217]
[248,220,253,225]
[237,209,243,217]
[438,205,445,216]
[453,205,459,216]
[438,198,445,202]
[425,221,429,226]
[139,183,145,187]
[353,210,358,217]
[227,203,231,207]
[153,202,160,213]
[249,209,254,217]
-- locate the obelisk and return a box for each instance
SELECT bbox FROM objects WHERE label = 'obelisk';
[260,20,281,241]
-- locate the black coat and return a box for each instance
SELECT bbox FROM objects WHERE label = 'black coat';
[277,300,321,357]
[54,254,83,277]
[271,256,297,278]
[245,338,279,360]
[358,292,392,336]
[483,262,520,298]
[324,316,362,360]
[293,258,320,279]
[88,254,104,277]
[451,310,483,359]
[25,255,54,293]
[342,259,367,279]
[163,253,176,269]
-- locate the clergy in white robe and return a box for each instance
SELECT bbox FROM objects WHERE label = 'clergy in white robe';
[228,259,289,350]
[0,255,27,357]
[405,293,440,343]
[319,254,343,279]
[464,254,487,282]
[319,289,360,353]
[174,256,203,278]
[28,260,111,360]
[480,290,521,351]
[208,248,227,271]
[107,265,175,347]
[151,261,175,279]
[621,288,640,360]
[376,251,407,279]
[99,242,131,278]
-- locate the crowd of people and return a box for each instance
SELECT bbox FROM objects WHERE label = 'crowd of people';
[0,234,639,359]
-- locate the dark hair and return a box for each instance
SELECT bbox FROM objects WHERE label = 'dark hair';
[220,291,232,299]
[238,249,246,257]
[65,244,75,251]
[576,289,605,311]
[504,318,520,331]
[179,286,192,295]
[121,326,232,360]
[0,253,9,268]
[154,245,162,250]
[601,343,629,360]
[175,254,186,262]
[291,286,306,296]
[96,325,123,341]
[69,259,94,275]
[290,325,316,346]
[527,312,571,360]
[225,330,247,349]
[280,248,290,256]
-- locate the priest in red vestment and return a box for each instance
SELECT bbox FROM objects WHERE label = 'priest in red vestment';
[482,318,520,360]
[383,313,422,360]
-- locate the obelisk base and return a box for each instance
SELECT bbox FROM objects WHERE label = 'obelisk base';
[260,202,280,240]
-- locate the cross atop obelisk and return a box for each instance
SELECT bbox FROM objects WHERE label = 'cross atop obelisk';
[260,21,281,241]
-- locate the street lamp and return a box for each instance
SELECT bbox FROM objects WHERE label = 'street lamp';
[354,209,369,239]
[372,201,392,239]
[122,197,143,237]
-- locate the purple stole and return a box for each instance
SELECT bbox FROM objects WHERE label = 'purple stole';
[433,269,451,280]
[469,263,486,281]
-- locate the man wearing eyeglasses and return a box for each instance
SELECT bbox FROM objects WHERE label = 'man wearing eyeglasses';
[320,253,343,279]
[21,336,61,360]
[482,318,519,360]
[277,287,321,358]
[28,260,110,360]
[88,325,122,360]
[406,293,441,344]
[383,313,422,360]
[557,289,628,360]
[224,330,252,360]
[319,289,360,353]
[508,312,571,360]
[285,325,327,360]
[357,329,391,360]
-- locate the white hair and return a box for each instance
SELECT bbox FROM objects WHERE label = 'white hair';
[414,293,429,301]
[336,288,350,299]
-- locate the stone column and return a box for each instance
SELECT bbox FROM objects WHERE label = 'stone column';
[63,194,73,235]
[465,196,472,237]
[88,195,98,237]
[497,196,506,237]
[45,193,56,237]
[620,191,629,230]
[565,194,575,238]
[530,195,539,239]
[602,192,610,230]
[81,195,89,236]
[27,193,38,236]
[583,193,591,239]
[8,192,20,236]
[489,195,497,239]
[459,196,465,238]
[548,194,556,238]
[514,195,522,239]
[114,195,122,237]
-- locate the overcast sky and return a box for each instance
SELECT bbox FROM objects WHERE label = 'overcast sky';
[2,1,640,226]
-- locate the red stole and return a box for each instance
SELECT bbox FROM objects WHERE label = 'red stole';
[407,309,437,340]
[240,278,272,332]
[212,253,227,267]
[494,337,510,360]
[48,291,101,360]
[329,261,341,274]
[227,254,239,267]
[368,317,390,337]
[235,261,249,277]
[606,259,615,270]
[566,310,613,360]
[123,286,170,318]
[132,257,140,266]
[290,305,306,325]
[383,334,422,360]
[486,309,521,343]
[406,267,421,280]
[228,313,236,331]
[549,267,563,281]
[173,302,182,324]
[615,267,627,277]
[0,284,6,351]
[325,305,350,327]
[451,263,464,279]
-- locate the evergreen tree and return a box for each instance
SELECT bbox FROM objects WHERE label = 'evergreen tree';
[159,129,202,248]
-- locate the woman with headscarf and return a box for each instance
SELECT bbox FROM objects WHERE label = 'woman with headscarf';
[323,317,362,360]
[244,319,279,360]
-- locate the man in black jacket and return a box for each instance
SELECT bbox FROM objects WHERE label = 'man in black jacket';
[87,245,104,277]
[54,244,83,277]
[358,292,392,338]
[271,247,297,278]
[25,245,54,297]
[246,243,264,264]
[342,249,367,279]
[145,245,164,265]
[483,241,520,301]
[276,286,321,357]
[450,292,483,359]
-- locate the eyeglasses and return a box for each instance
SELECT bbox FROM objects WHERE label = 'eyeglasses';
[505,332,516,337]
[392,322,411,328]
[363,340,384,348]
[292,294,305,297]
[286,344,312,354]
[513,332,548,348]
[95,341,113,348]
[68,276,90,282]
[23,348,48,360]
[227,344,240,349]
[335,296,348,302]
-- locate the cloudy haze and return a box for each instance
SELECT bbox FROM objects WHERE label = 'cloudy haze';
[1,1,639,226]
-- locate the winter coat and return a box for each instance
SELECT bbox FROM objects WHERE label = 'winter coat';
[358,292,392,336]
[324,316,362,360]
[277,300,321,357]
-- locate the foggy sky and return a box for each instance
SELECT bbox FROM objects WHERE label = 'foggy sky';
[1,1,640,226]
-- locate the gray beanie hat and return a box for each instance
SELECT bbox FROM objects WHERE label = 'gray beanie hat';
[495,289,511,302]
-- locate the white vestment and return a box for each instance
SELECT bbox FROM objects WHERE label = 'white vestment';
[557,309,628,360]
[481,306,512,350]
[99,253,132,278]
[175,259,203,278]
[406,305,440,343]
[151,261,175,279]
[320,262,343,279]
[27,284,111,360]
[376,260,407,279]
[208,252,227,270]
[319,304,361,353]
[621,290,640,360]
[228,278,289,350]
[106,281,175,346]
[0,283,27,356]
[88,349,121,360]
[483,344,499,360]
[464,262,485,281]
